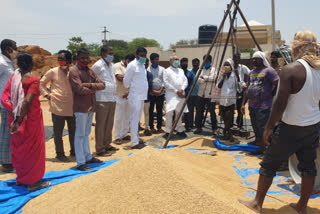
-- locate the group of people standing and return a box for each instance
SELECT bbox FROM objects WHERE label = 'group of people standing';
[0,30,320,214]
[0,39,285,189]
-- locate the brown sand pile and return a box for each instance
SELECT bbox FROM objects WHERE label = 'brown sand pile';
[18,45,58,77]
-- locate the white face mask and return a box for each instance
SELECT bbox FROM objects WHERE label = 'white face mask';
[105,55,114,63]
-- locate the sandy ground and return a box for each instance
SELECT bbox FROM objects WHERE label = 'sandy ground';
[1,101,320,214]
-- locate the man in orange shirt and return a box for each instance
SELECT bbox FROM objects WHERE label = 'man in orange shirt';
[40,50,75,162]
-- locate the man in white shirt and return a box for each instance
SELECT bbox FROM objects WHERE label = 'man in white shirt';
[194,55,218,135]
[163,56,188,138]
[92,46,118,156]
[217,58,241,142]
[233,53,249,129]
[123,48,149,149]
[113,54,135,145]
[0,39,17,173]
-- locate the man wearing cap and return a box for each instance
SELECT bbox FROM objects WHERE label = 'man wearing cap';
[239,30,320,214]
[241,51,279,155]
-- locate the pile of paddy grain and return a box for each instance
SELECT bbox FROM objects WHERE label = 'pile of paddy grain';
[22,146,254,214]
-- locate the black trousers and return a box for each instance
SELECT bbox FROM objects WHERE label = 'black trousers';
[235,94,244,129]
[149,95,165,130]
[195,97,217,130]
[184,96,200,129]
[52,113,76,156]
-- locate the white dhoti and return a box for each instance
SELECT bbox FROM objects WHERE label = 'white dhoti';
[128,98,144,147]
[114,96,130,140]
[165,93,188,133]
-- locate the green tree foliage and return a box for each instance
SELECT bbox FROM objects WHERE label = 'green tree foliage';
[66,37,160,61]
[105,40,129,62]
[170,39,198,49]
[240,48,255,57]
[105,40,128,50]
[128,38,160,54]
[86,43,100,57]
[67,37,86,55]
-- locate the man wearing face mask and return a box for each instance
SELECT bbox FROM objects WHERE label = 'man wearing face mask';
[123,47,149,149]
[40,50,75,162]
[149,53,165,134]
[217,59,240,142]
[113,54,136,145]
[69,48,105,171]
[163,56,188,138]
[241,51,279,155]
[180,57,194,132]
[0,39,17,172]
[194,54,218,135]
[92,46,117,157]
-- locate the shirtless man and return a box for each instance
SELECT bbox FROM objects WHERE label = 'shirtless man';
[239,30,320,214]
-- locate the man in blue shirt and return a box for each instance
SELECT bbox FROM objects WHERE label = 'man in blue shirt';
[180,57,194,132]
[149,53,165,133]
[189,58,200,130]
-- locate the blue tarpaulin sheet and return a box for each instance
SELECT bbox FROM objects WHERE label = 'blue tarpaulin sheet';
[0,158,122,214]
[213,139,259,152]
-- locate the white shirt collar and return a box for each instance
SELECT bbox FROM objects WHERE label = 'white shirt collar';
[0,53,13,64]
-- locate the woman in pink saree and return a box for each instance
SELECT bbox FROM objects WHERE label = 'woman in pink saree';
[1,53,49,191]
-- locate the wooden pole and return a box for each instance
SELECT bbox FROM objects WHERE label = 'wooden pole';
[233,0,262,51]
[162,0,235,148]
[216,5,238,78]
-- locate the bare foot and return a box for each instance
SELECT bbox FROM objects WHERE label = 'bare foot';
[286,179,295,184]
[238,199,261,213]
[289,203,307,214]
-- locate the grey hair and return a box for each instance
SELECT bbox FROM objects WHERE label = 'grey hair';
[170,56,178,61]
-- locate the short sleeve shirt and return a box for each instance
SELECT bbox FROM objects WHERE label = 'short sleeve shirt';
[114,61,129,97]
[247,67,279,108]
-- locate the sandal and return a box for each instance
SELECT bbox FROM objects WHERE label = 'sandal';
[106,146,119,151]
[131,143,146,150]
[113,139,123,145]
[96,151,112,157]
[139,139,146,144]
[77,164,92,171]
[27,181,50,192]
[86,157,102,164]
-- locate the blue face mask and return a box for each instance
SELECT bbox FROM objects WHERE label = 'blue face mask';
[152,62,158,68]
[138,57,147,64]
[173,60,180,68]
[204,62,211,69]
[105,55,114,63]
